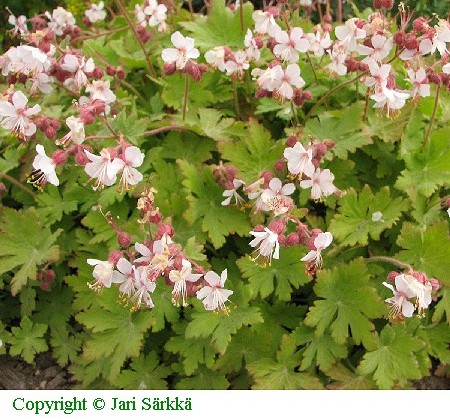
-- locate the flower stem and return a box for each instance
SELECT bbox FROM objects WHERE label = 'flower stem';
[365,256,413,272]
[182,73,190,121]
[188,0,194,19]
[144,125,193,136]
[233,79,240,118]
[114,0,157,78]
[306,52,319,85]
[73,26,128,41]
[362,87,370,122]
[290,101,299,126]
[239,0,244,33]
[0,172,45,204]
[423,83,441,149]
[337,0,343,23]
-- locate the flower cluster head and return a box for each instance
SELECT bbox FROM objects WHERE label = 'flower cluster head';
[85,2,107,24]
[135,0,168,32]
[383,272,440,319]
[45,7,76,36]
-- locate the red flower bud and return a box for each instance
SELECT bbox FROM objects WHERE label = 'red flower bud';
[268,220,286,235]
[286,136,298,147]
[286,232,300,246]
[52,150,67,165]
[118,231,132,248]
[274,159,286,172]
[164,62,176,76]
[380,0,394,9]
[106,65,116,76]
[108,250,123,265]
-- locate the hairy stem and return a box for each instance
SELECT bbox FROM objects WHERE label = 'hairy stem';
[306,52,319,85]
[362,87,370,121]
[423,83,441,149]
[239,0,244,33]
[114,0,157,78]
[144,125,193,136]
[366,256,413,272]
[233,79,240,118]
[183,73,190,121]
[290,101,299,126]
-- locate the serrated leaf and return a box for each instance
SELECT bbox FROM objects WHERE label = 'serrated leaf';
[326,364,376,390]
[37,186,78,222]
[116,352,171,389]
[218,119,285,182]
[304,259,385,349]
[357,324,424,389]
[432,289,450,325]
[50,326,82,367]
[416,324,450,364]
[395,127,450,197]
[237,247,311,301]
[248,335,324,389]
[175,366,229,390]
[0,207,62,295]
[293,324,347,371]
[180,160,251,248]
[9,317,48,363]
[185,306,263,354]
[395,222,450,286]
[329,185,408,246]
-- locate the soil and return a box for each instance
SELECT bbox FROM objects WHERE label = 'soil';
[0,353,448,389]
[0,353,76,390]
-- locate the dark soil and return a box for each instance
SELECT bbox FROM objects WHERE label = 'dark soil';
[0,353,76,390]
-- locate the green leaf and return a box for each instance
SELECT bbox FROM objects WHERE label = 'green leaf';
[0,207,62,295]
[37,186,78,222]
[237,247,311,301]
[0,322,11,356]
[358,324,424,389]
[293,324,347,371]
[192,108,246,142]
[325,364,376,390]
[416,324,450,364]
[329,185,408,246]
[185,306,263,354]
[175,366,229,390]
[218,119,285,182]
[111,109,148,145]
[50,326,82,367]
[432,289,450,325]
[116,352,171,390]
[304,259,385,349]
[395,222,450,286]
[180,0,254,49]
[180,160,251,248]
[77,295,153,381]
[248,335,324,389]
[305,102,372,159]
[9,317,48,363]
[20,286,36,318]
[395,127,450,197]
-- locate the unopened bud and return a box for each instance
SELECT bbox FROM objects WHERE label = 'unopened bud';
[52,150,67,165]
[108,250,123,265]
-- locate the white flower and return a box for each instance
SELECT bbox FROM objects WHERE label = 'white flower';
[87,258,115,291]
[307,31,332,57]
[46,7,76,36]
[0,91,40,138]
[399,38,433,61]
[61,54,95,89]
[84,149,123,190]
[85,2,107,23]
[300,168,337,200]
[161,31,199,70]
[8,14,28,37]
[114,146,145,191]
[136,0,167,28]
[85,80,116,104]
[371,86,410,116]
[252,10,280,36]
[205,47,226,72]
[406,68,430,98]
[335,18,366,52]
[249,228,280,265]
[363,59,391,90]
[358,35,393,63]
[273,64,305,101]
[283,142,315,177]
[273,27,309,63]
[56,116,85,146]
[129,266,156,310]
[301,232,333,268]
[169,259,202,306]
[222,179,246,206]
[147,235,173,278]
[371,211,384,222]
[225,50,249,77]
[383,276,416,319]
[28,144,59,188]
[443,63,450,74]
[431,19,450,56]
[401,274,432,314]
[261,177,295,206]
[326,44,348,76]
[196,269,233,314]
[253,66,281,92]
[2,45,51,77]
[244,29,261,61]
[111,258,140,298]
[29,72,53,94]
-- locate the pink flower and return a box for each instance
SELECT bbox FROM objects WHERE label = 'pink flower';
[252,10,280,36]
[399,39,432,61]
[249,228,280,265]
[300,168,337,200]
[56,116,85,146]
[196,269,233,314]
[301,232,333,268]
[273,64,306,101]
[61,54,95,88]
[84,148,123,190]
[261,177,295,205]
[335,18,366,52]
[8,14,28,37]
[363,59,391,90]
[358,35,393,62]
[87,258,115,291]
[85,2,107,23]
[225,50,249,78]
[205,47,226,72]
[383,275,416,319]
[29,72,53,94]
[45,7,76,36]
[112,258,139,298]
[161,31,199,70]
[221,178,246,206]
[0,91,41,138]
[85,80,116,104]
[114,146,145,191]
[273,27,309,63]
[283,142,315,177]
[326,43,348,76]
[406,68,430,98]
[129,266,156,310]
[371,86,410,116]
[431,19,450,56]
[169,259,202,306]
[307,31,332,57]
[244,29,261,61]
[136,0,167,28]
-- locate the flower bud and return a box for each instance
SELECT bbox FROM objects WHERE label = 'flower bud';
[429,278,441,291]
[149,211,162,224]
[92,67,104,79]
[0,182,5,197]
[164,62,176,76]
[413,17,429,33]
[393,31,406,48]
[261,171,273,184]
[286,232,300,246]
[74,145,92,166]
[106,65,116,76]
[380,0,394,9]
[323,23,333,33]
[404,33,418,50]
[387,271,399,282]
[323,12,333,23]
[52,150,67,165]
[108,250,123,265]
[286,136,298,147]
[252,225,265,232]
[157,224,174,238]
[373,0,382,8]
[274,159,286,172]
[268,220,286,235]
[118,231,132,248]
[185,60,203,82]
[266,6,281,18]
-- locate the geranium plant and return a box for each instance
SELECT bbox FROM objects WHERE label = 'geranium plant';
[0,0,449,390]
